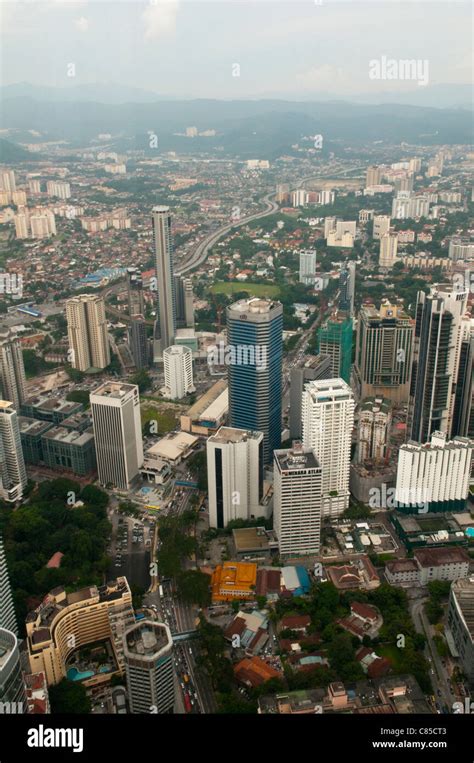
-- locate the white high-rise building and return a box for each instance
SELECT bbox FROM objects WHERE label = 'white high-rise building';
[123,621,174,714]
[395,431,473,513]
[90,382,143,491]
[0,170,16,193]
[0,401,27,503]
[273,444,322,557]
[29,210,56,238]
[336,220,357,238]
[299,249,317,285]
[207,426,264,529]
[163,345,194,400]
[0,535,17,634]
[392,193,430,220]
[46,180,71,200]
[66,294,111,372]
[302,378,355,517]
[14,213,29,239]
[0,328,27,410]
[291,189,307,208]
[373,215,391,240]
[379,231,398,268]
[152,206,176,359]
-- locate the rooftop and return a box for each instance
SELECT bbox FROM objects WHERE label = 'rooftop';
[414,547,471,568]
[92,381,138,399]
[274,445,320,472]
[210,426,263,445]
[124,621,171,659]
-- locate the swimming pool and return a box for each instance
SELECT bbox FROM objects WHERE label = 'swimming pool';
[67,668,94,681]
[466,527,474,538]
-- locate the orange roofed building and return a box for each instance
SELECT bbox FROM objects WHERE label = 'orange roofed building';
[211,561,257,602]
[234,656,281,688]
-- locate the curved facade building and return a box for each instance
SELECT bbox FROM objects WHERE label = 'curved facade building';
[0,628,26,712]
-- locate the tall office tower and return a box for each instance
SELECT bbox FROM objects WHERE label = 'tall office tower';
[447,579,474,688]
[0,170,16,193]
[452,319,474,438]
[316,312,353,384]
[227,298,283,464]
[207,426,264,529]
[0,328,27,410]
[373,214,391,240]
[90,382,143,490]
[356,397,391,463]
[173,275,195,328]
[0,629,26,711]
[129,315,149,370]
[163,345,194,400]
[339,261,356,315]
[379,231,398,268]
[299,249,317,285]
[152,205,176,358]
[408,285,468,443]
[366,165,382,188]
[66,294,110,372]
[123,621,174,714]
[409,157,421,173]
[0,534,17,634]
[290,355,332,439]
[395,431,473,514]
[126,267,144,317]
[355,300,413,404]
[0,401,27,504]
[302,378,355,517]
[273,444,322,557]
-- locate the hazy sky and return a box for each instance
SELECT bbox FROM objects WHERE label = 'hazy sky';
[1,0,472,98]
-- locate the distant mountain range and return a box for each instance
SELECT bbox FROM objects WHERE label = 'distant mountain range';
[0,83,472,160]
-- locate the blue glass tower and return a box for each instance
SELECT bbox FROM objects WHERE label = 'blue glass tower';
[226,298,283,463]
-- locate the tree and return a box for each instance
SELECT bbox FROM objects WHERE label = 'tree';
[49,679,91,714]
[130,369,152,393]
[66,390,90,408]
[66,366,85,383]
[177,570,211,608]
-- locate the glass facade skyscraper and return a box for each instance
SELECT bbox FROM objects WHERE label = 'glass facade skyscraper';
[226,298,283,464]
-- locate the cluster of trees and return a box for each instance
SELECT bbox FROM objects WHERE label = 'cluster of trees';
[157,510,198,579]
[425,580,451,624]
[0,480,111,633]
[187,451,207,492]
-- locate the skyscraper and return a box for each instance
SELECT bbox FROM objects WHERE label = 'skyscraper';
[66,294,110,372]
[0,534,17,634]
[0,401,27,503]
[90,382,143,490]
[355,301,413,404]
[447,579,474,688]
[163,345,194,400]
[379,231,398,268]
[0,629,26,712]
[452,318,474,438]
[316,312,353,384]
[302,378,355,517]
[173,275,194,328]
[129,315,149,370]
[207,426,264,529]
[227,298,283,464]
[126,267,144,317]
[289,355,332,439]
[339,261,356,315]
[373,214,391,240]
[123,620,174,714]
[0,328,27,411]
[273,444,322,557]
[152,206,176,358]
[408,285,468,443]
